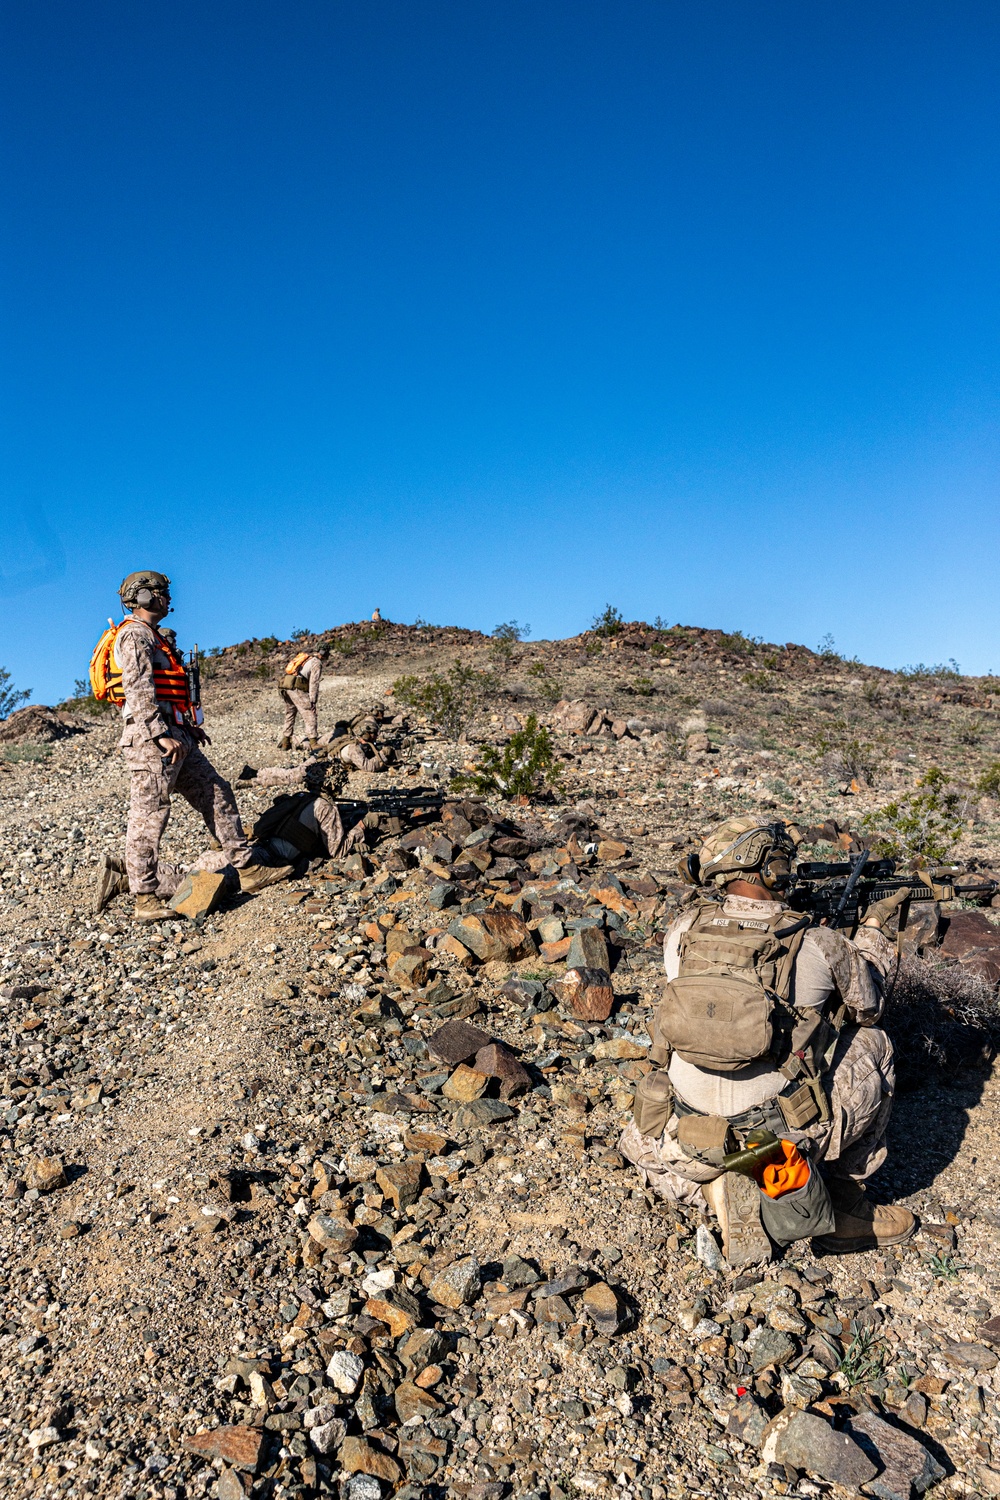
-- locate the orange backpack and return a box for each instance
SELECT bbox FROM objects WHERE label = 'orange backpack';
[89,620,127,703]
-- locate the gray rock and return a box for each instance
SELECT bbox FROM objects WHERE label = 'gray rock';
[726,1395,770,1448]
[501,1255,540,1288]
[348,1477,383,1500]
[744,1325,797,1373]
[501,977,543,1006]
[327,1349,365,1394]
[566,925,610,972]
[309,1417,347,1457]
[845,1408,946,1499]
[762,1410,877,1488]
[695,1225,724,1271]
[452,1099,515,1129]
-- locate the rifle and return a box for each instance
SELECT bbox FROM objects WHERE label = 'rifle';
[786,856,998,928]
[187,644,204,727]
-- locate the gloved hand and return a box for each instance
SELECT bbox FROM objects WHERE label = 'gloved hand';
[862,887,912,928]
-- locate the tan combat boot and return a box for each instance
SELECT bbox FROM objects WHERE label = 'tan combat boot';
[238,861,294,895]
[279,736,292,750]
[813,1178,916,1254]
[134,893,174,923]
[95,854,128,914]
[308,738,320,751]
[703,1173,772,1268]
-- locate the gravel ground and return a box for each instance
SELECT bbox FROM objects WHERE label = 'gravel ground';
[2,624,1000,1500]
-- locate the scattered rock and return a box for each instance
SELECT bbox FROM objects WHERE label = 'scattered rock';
[428,1256,481,1309]
[845,1407,946,1500]
[24,1156,67,1193]
[551,966,615,1021]
[182,1426,264,1471]
[761,1410,877,1488]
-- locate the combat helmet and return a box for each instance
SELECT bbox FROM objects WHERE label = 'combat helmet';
[682,815,801,892]
[119,570,171,609]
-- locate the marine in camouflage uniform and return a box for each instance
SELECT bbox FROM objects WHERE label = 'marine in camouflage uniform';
[103,571,293,921]
[279,651,325,748]
[620,815,916,1260]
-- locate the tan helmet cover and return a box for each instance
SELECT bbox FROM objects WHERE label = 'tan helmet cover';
[119,570,171,607]
[698,815,800,888]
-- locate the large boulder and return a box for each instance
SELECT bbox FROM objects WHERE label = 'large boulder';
[0,705,84,743]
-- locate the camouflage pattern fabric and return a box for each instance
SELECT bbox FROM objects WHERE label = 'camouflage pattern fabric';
[279,655,322,742]
[280,688,318,742]
[122,729,252,894]
[620,1022,895,1204]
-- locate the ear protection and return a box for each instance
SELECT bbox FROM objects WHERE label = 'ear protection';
[759,850,793,891]
[134,585,171,612]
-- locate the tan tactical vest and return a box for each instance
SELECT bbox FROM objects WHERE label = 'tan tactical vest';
[651,901,809,1073]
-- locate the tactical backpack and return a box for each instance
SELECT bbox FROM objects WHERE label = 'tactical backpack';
[249,792,326,858]
[651,901,808,1072]
[281,651,312,692]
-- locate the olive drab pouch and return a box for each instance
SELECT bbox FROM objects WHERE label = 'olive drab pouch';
[676,1113,734,1168]
[652,903,808,1074]
[632,1068,674,1140]
[758,1160,835,1246]
[281,674,310,691]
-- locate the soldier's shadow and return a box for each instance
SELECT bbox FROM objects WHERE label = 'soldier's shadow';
[869,1065,990,1203]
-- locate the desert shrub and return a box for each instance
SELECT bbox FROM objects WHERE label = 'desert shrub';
[977,762,1000,797]
[254,660,272,680]
[900,659,962,680]
[258,636,279,654]
[740,669,775,691]
[0,667,30,720]
[836,738,883,787]
[491,621,530,668]
[886,954,999,1086]
[956,718,986,747]
[592,605,624,638]
[862,767,964,864]
[526,661,562,703]
[392,658,497,737]
[816,632,842,661]
[330,637,356,657]
[3,744,49,763]
[718,630,761,655]
[451,714,562,800]
[633,676,655,697]
[290,627,311,641]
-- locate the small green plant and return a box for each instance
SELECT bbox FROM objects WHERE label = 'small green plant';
[838,1322,888,1388]
[330,636,356,657]
[956,718,985,747]
[258,636,279,654]
[718,630,761,656]
[592,604,624,638]
[451,714,563,800]
[290,627,311,641]
[526,661,562,703]
[392,658,497,737]
[817,632,841,660]
[928,1252,962,1281]
[3,743,50,763]
[839,738,882,787]
[491,621,530,668]
[58,678,109,714]
[740,669,775,691]
[634,676,654,697]
[254,660,272,680]
[200,656,220,682]
[0,667,30,720]
[862,766,964,863]
[900,659,962,679]
[978,762,1000,797]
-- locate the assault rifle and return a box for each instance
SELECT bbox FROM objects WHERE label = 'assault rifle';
[187,644,204,727]
[786,850,998,929]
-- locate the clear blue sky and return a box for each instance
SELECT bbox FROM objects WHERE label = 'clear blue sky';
[3,1,1000,705]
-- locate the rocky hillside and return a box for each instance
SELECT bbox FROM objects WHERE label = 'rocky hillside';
[1,618,1000,1500]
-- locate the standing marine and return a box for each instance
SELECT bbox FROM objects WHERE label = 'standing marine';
[620,816,916,1263]
[278,645,327,750]
[92,571,293,921]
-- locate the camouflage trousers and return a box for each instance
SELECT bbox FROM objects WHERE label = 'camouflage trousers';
[280,689,318,743]
[338,741,391,772]
[123,734,253,895]
[619,1025,895,1208]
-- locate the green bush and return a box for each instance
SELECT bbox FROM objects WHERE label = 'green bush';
[392,658,497,737]
[3,743,49,763]
[718,630,761,655]
[978,762,1000,797]
[740,669,775,692]
[290,627,311,641]
[258,636,279,654]
[592,604,624,638]
[451,714,563,799]
[0,667,30,720]
[862,768,965,864]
